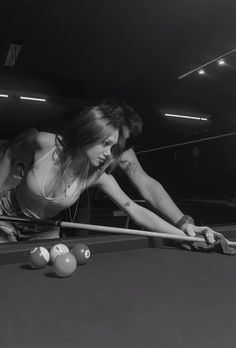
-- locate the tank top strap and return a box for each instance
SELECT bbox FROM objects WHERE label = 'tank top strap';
[33,147,56,167]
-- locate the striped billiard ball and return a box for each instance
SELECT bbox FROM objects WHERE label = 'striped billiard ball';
[29,247,50,269]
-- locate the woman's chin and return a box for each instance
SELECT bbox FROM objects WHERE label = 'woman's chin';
[89,158,105,168]
[90,160,100,168]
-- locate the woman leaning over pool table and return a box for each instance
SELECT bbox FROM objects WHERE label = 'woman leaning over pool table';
[0,103,194,243]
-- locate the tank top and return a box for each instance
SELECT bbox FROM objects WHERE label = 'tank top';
[15,147,88,219]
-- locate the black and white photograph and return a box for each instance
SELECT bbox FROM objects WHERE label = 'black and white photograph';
[0,1,236,347]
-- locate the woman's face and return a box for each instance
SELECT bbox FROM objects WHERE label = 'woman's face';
[85,129,119,167]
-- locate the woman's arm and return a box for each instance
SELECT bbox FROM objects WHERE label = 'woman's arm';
[0,129,52,190]
[0,145,14,189]
[95,172,185,236]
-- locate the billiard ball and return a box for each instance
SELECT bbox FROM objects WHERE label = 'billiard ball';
[29,247,50,269]
[53,252,77,277]
[71,243,91,265]
[50,243,69,263]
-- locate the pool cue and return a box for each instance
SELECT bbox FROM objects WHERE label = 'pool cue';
[0,215,236,247]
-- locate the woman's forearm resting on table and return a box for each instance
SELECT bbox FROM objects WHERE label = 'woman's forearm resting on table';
[96,172,186,237]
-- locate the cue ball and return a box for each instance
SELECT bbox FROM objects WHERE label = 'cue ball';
[29,247,50,269]
[71,243,91,265]
[53,252,77,277]
[50,243,69,263]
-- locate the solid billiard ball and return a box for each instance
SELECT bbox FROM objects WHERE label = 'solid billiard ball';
[71,243,91,265]
[53,252,77,277]
[29,247,50,269]
[50,243,69,263]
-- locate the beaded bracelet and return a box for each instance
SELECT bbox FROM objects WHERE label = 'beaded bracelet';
[176,215,195,229]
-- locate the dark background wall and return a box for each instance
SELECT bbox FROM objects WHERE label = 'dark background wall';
[1,0,236,199]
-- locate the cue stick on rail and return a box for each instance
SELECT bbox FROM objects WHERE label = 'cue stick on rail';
[0,215,236,247]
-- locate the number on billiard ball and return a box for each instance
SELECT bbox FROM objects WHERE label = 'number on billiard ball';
[71,243,91,265]
[50,243,69,263]
[29,247,50,269]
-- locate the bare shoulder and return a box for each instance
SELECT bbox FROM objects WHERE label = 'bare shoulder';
[32,132,56,150]
[16,132,57,162]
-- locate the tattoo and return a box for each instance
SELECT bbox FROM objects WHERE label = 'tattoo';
[120,160,137,175]
[124,201,131,208]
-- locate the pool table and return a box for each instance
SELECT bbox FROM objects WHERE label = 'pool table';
[0,224,236,348]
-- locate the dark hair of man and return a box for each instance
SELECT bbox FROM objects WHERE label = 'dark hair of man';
[100,98,143,136]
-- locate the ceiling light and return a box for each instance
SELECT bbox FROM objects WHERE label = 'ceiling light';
[218,59,226,65]
[178,47,236,79]
[0,94,8,98]
[164,113,208,121]
[198,69,205,75]
[20,96,46,102]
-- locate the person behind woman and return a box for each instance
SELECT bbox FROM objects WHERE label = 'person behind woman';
[100,99,197,234]
[0,104,190,243]
[96,99,235,254]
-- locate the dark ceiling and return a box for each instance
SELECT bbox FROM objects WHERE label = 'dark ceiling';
[1,0,236,139]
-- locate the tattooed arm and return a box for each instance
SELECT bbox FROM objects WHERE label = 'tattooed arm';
[118,148,184,225]
[94,172,185,236]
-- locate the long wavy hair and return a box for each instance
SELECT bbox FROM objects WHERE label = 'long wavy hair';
[56,105,126,174]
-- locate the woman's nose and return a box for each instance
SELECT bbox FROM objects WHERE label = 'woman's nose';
[104,147,111,155]
[104,147,112,158]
